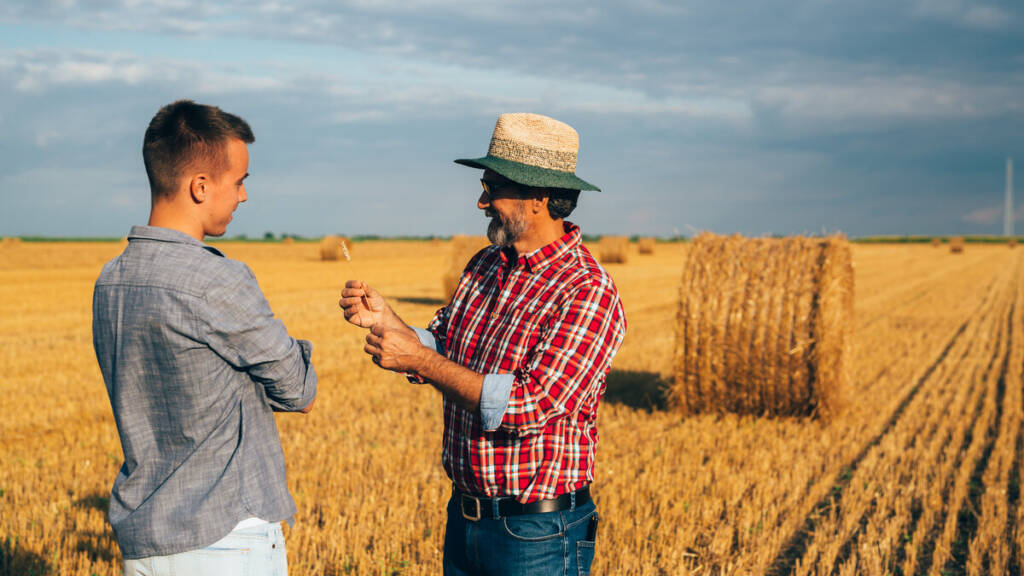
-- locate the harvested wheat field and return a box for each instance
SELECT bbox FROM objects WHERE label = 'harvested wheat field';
[2,239,1024,575]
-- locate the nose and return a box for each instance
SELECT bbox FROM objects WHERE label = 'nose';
[477,190,490,210]
[238,185,248,203]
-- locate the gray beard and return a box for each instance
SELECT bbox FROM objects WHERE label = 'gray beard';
[486,203,529,247]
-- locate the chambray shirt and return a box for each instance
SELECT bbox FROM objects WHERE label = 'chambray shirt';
[92,225,317,559]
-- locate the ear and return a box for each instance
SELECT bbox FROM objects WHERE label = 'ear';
[189,174,209,204]
[530,193,549,215]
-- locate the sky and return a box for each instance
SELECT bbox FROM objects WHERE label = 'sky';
[0,0,1022,238]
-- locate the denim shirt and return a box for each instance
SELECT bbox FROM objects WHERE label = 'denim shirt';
[92,225,317,559]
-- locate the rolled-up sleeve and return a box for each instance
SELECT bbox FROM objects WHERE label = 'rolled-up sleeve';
[416,317,513,431]
[498,281,626,437]
[201,265,317,412]
[480,373,515,431]
[407,306,451,385]
[412,327,444,354]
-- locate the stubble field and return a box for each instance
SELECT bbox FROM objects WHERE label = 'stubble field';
[1,239,1022,575]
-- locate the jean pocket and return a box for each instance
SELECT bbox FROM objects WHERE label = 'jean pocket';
[577,540,596,576]
[169,547,249,576]
[502,512,565,542]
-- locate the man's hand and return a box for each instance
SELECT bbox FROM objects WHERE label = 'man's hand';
[339,280,389,328]
[364,324,428,374]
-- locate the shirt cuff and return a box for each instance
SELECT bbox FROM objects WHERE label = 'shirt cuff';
[411,327,443,354]
[480,373,514,432]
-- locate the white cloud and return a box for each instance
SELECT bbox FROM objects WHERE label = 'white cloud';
[913,0,1012,29]
[753,75,1021,120]
[964,5,1011,28]
[3,49,285,94]
[34,129,59,148]
[962,204,1024,225]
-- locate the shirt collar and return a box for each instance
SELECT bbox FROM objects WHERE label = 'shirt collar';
[499,221,581,273]
[126,225,225,257]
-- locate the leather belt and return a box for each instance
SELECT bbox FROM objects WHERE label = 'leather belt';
[456,486,591,521]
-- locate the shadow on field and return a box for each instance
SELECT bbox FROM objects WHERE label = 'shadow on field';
[603,370,670,411]
[70,492,119,563]
[394,296,447,307]
[0,538,49,576]
[73,530,118,564]
[73,493,109,512]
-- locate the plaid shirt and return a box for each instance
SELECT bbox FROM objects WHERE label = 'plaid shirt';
[424,222,626,503]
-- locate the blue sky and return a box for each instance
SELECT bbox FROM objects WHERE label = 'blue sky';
[1,0,1022,238]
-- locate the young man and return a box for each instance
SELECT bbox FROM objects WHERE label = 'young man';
[340,113,627,575]
[92,100,317,575]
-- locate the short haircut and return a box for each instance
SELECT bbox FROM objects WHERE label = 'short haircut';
[546,188,580,220]
[143,100,254,199]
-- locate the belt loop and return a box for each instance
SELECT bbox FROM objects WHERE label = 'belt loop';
[492,497,500,519]
[570,490,576,511]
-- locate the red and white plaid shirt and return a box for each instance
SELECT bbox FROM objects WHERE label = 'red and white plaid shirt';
[425,222,626,503]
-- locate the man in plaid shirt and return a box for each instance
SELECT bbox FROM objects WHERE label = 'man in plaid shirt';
[340,113,626,575]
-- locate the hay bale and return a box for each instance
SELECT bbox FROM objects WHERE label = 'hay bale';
[1009,238,1017,249]
[443,235,491,300]
[598,236,630,264]
[931,238,942,248]
[637,237,656,255]
[672,233,854,420]
[949,236,965,254]
[320,235,352,261]
[1,237,22,247]
[282,237,295,245]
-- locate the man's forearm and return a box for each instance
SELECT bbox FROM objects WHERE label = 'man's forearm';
[381,303,415,335]
[415,349,484,412]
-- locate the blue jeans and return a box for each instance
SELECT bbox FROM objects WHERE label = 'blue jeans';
[122,522,287,576]
[443,493,598,576]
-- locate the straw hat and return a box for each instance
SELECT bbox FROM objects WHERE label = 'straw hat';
[455,113,600,191]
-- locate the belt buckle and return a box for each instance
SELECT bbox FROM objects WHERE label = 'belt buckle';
[460,494,482,522]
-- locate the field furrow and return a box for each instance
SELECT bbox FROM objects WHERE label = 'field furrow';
[790,259,1015,575]
[964,265,1020,575]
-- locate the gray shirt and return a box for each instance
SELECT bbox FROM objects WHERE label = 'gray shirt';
[92,225,317,559]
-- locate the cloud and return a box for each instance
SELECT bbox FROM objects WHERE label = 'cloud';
[4,49,287,95]
[752,75,1023,121]
[12,49,147,92]
[913,0,1013,29]
[964,5,1012,28]
[3,1,1020,116]
[962,204,1024,225]
[962,205,1003,225]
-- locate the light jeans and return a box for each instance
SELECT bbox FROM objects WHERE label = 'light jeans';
[123,522,287,576]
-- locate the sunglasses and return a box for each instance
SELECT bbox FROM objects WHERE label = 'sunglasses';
[480,178,524,198]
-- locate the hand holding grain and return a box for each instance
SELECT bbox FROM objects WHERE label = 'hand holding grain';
[339,280,387,328]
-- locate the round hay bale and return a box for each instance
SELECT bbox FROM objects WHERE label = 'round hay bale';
[949,236,965,254]
[672,233,854,420]
[598,236,630,264]
[931,237,942,248]
[443,235,491,300]
[637,237,656,255]
[1,237,22,247]
[282,237,295,245]
[1009,238,1017,249]
[320,235,352,261]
